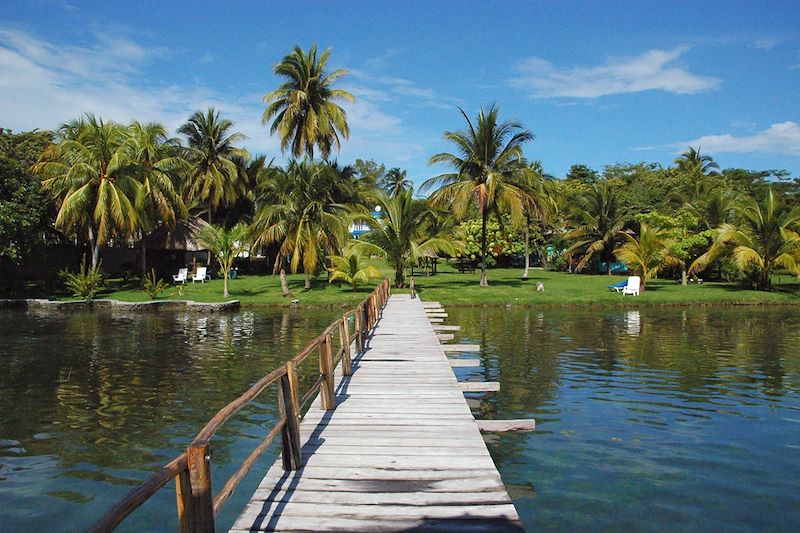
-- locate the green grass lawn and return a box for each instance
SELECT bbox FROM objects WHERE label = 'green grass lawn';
[94,260,800,308]
[405,265,800,307]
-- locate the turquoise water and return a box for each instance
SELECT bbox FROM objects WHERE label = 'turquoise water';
[447,307,800,532]
[2,306,799,531]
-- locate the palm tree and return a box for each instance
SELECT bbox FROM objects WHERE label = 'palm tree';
[565,182,629,274]
[356,190,460,288]
[178,108,248,225]
[424,105,533,287]
[381,168,413,197]
[690,188,800,290]
[614,223,679,290]
[263,43,355,160]
[33,115,140,268]
[195,223,249,297]
[675,146,719,177]
[516,161,556,279]
[251,159,352,289]
[127,121,188,277]
[328,248,381,290]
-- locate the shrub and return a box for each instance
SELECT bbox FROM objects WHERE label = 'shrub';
[143,269,168,300]
[60,259,103,301]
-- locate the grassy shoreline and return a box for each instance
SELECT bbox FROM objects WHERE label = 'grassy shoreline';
[77,263,800,309]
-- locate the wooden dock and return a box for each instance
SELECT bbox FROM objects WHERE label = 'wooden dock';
[231,294,522,532]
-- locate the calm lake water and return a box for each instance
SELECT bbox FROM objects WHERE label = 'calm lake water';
[448,306,800,532]
[1,306,799,531]
[0,307,340,532]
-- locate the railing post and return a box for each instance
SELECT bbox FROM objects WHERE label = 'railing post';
[354,305,363,356]
[319,333,336,410]
[340,317,352,376]
[186,441,215,533]
[279,362,303,470]
[176,469,192,533]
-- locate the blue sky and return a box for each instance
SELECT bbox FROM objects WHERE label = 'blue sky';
[2,1,799,185]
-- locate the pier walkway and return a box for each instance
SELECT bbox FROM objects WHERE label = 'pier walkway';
[231,294,522,532]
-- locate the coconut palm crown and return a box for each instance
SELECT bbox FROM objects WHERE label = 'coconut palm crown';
[423,105,533,287]
[263,43,355,160]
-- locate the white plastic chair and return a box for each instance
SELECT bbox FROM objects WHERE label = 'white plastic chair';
[172,268,188,284]
[622,276,640,296]
[192,266,208,283]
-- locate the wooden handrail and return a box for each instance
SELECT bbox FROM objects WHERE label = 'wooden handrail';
[90,278,391,533]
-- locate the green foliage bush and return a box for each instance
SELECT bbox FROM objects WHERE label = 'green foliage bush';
[143,269,168,299]
[60,260,103,301]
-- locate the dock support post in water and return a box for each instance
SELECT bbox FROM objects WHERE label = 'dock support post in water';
[280,363,303,470]
[186,441,215,533]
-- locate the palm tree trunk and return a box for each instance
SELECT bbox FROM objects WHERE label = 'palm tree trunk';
[480,210,489,288]
[304,271,311,290]
[681,266,688,286]
[523,222,530,279]
[279,269,293,297]
[140,232,148,281]
[395,262,405,288]
[88,226,100,269]
[207,201,213,266]
[223,272,229,297]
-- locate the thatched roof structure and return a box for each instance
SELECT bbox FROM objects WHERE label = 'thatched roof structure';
[144,218,210,251]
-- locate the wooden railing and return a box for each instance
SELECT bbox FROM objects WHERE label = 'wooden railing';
[90,279,391,533]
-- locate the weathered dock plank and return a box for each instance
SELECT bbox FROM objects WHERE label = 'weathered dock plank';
[231,295,522,532]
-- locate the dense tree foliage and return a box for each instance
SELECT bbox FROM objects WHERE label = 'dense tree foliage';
[0,129,52,265]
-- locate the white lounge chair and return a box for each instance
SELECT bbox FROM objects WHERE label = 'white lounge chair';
[172,268,188,284]
[192,266,208,283]
[622,276,641,296]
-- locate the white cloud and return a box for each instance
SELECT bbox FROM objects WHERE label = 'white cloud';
[680,122,800,156]
[752,37,779,50]
[0,28,434,171]
[510,47,720,98]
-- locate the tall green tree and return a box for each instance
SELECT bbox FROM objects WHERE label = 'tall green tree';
[195,223,249,297]
[0,129,53,269]
[424,105,533,287]
[251,159,352,289]
[356,189,460,288]
[691,188,800,290]
[33,115,140,268]
[263,43,355,160]
[127,121,188,277]
[516,161,556,279]
[178,108,248,225]
[565,182,629,274]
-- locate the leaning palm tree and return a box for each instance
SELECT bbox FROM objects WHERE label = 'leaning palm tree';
[356,190,461,288]
[178,108,248,225]
[328,248,381,291]
[424,105,533,287]
[251,159,352,289]
[565,182,629,274]
[614,223,679,291]
[263,43,355,160]
[33,115,140,268]
[675,146,719,177]
[195,223,249,297]
[690,188,800,290]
